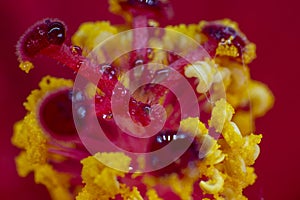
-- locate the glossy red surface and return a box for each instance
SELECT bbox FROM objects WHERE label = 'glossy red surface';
[1,0,299,199]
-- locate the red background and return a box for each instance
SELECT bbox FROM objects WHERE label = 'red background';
[1,0,299,199]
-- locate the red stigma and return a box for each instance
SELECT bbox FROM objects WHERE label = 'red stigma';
[17,18,66,62]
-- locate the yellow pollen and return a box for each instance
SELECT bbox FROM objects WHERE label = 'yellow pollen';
[19,61,34,73]
[216,37,240,57]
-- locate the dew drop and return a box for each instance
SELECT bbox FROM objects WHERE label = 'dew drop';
[102,112,113,120]
[70,45,82,56]
[74,91,85,102]
[134,59,144,66]
[47,21,66,45]
[100,64,117,80]
[152,68,170,83]
[76,61,84,69]
[77,106,87,119]
[148,130,200,175]
[143,105,151,115]
[114,86,128,97]
[146,48,154,59]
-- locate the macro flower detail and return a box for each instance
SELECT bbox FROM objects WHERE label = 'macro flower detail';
[13,0,274,199]
[12,76,86,200]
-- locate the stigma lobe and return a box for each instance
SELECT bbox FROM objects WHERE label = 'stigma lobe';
[17,18,66,61]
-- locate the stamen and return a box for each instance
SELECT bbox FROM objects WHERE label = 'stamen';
[201,23,248,60]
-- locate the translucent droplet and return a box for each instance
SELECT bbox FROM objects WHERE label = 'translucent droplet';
[102,112,113,119]
[143,105,151,115]
[77,106,86,119]
[70,45,82,56]
[75,91,85,102]
[152,68,170,83]
[113,86,128,97]
[47,21,65,45]
[134,64,145,78]
[99,64,117,80]
[76,60,83,69]
[147,48,154,59]
[99,64,111,74]
[156,136,163,143]
[134,59,144,66]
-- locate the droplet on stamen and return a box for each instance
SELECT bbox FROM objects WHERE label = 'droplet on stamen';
[148,130,200,175]
[70,45,82,56]
[134,59,144,67]
[77,106,87,119]
[46,21,66,45]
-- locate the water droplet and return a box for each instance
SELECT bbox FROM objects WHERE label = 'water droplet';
[75,91,85,102]
[71,45,82,56]
[148,130,200,176]
[76,60,83,69]
[153,68,170,83]
[102,112,113,119]
[100,64,117,80]
[134,59,144,66]
[147,48,154,59]
[143,105,151,115]
[156,135,163,143]
[47,21,65,45]
[99,64,111,74]
[133,64,145,78]
[77,106,86,119]
[70,91,85,102]
[113,86,128,97]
